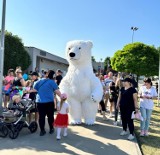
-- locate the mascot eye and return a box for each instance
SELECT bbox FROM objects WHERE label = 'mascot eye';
[79,47,81,50]
[68,48,71,50]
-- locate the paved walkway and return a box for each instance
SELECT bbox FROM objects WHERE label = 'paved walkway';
[0,113,142,155]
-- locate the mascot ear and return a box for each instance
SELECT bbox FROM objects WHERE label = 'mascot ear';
[86,41,93,49]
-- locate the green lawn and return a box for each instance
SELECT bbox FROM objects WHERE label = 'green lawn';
[134,104,160,155]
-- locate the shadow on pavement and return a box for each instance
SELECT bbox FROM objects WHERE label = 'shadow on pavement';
[0,123,129,155]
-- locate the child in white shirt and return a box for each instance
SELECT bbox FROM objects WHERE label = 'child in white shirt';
[54,93,69,140]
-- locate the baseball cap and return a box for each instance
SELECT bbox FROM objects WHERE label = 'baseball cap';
[61,93,67,100]
[31,72,39,76]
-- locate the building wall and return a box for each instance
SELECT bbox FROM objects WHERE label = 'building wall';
[92,61,104,72]
[25,47,69,74]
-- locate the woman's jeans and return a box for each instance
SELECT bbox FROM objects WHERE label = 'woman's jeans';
[140,107,152,131]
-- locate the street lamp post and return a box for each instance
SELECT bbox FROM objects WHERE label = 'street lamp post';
[0,0,6,106]
[131,26,138,43]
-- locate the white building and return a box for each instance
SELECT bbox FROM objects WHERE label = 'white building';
[92,61,104,73]
[25,47,69,74]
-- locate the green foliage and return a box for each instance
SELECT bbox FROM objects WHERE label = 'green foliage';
[91,56,96,62]
[104,56,111,70]
[111,42,159,76]
[4,31,31,75]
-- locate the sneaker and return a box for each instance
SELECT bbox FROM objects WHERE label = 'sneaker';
[108,114,113,118]
[103,116,108,120]
[140,130,145,137]
[49,128,54,134]
[128,134,135,140]
[3,108,8,112]
[113,121,118,126]
[120,130,128,136]
[63,133,68,137]
[56,136,61,140]
[144,131,149,136]
[40,130,46,136]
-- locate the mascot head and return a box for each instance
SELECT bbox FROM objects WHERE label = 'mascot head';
[66,40,93,65]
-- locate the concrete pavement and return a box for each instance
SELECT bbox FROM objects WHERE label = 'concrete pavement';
[0,113,142,155]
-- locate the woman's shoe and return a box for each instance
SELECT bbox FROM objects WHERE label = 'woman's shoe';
[49,128,54,134]
[102,111,108,120]
[140,130,145,137]
[120,130,128,136]
[128,134,135,140]
[113,121,118,126]
[40,130,46,136]
[144,131,149,136]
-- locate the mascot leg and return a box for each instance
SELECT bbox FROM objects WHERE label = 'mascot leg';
[69,98,82,125]
[82,98,98,125]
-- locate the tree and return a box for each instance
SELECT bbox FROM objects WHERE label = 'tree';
[4,31,31,75]
[104,56,111,70]
[91,56,96,62]
[111,42,159,82]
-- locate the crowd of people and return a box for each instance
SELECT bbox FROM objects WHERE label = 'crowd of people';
[97,71,157,140]
[1,67,158,141]
[2,67,67,140]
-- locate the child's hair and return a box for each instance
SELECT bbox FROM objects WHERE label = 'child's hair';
[60,93,67,110]
[60,98,66,110]
[12,95,21,103]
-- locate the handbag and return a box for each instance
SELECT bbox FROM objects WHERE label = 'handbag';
[131,111,143,121]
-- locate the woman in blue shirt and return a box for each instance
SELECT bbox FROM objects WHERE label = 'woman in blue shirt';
[34,70,61,136]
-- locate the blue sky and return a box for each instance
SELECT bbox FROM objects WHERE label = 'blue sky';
[1,0,160,62]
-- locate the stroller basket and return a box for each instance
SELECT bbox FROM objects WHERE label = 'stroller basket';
[2,111,17,123]
[1,99,38,139]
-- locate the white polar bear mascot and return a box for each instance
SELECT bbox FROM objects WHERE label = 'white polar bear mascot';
[59,40,103,125]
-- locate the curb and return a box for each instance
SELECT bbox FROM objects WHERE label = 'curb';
[134,135,143,155]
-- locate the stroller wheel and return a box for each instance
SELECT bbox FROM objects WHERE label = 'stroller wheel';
[29,121,38,133]
[0,124,8,138]
[9,127,19,139]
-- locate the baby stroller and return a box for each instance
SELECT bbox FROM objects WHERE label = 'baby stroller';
[0,99,38,139]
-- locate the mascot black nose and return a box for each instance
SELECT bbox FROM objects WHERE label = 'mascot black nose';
[69,52,76,57]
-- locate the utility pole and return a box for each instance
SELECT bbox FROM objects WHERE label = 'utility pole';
[158,52,160,106]
[0,0,6,106]
[131,26,138,43]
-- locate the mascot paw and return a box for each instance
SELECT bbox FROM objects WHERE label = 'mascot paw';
[70,120,82,125]
[85,119,95,125]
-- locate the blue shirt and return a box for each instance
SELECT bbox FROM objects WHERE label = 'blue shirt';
[34,79,58,103]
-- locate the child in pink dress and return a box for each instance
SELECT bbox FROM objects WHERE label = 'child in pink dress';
[54,93,69,140]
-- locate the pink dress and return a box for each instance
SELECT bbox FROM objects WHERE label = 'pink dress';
[54,102,69,128]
